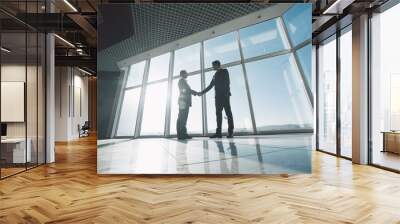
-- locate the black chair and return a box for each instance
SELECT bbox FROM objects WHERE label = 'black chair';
[78,121,90,138]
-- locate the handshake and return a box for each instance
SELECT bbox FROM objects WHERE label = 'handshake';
[193,91,203,96]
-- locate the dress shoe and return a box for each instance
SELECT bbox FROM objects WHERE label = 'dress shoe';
[210,133,222,138]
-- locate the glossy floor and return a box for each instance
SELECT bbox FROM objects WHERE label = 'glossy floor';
[98,134,312,174]
[373,150,400,171]
[1,135,400,223]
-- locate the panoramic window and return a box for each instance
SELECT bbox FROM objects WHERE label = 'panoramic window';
[340,27,352,158]
[318,36,337,154]
[205,65,253,133]
[140,82,168,135]
[282,4,312,47]
[204,32,241,68]
[116,88,141,136]
[173,43,201,75]
[239,18,289,59]
[170,74,203,135]
[371,3,400,171]
[245,53,313,132]
[295,44,312,88]
[126,60,146,88]
[147,53,171,82]
[116,5,313,138]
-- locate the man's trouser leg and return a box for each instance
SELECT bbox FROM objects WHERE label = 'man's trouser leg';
[215,98,223,135]
[177,107,189,138]
[224,97,234,135]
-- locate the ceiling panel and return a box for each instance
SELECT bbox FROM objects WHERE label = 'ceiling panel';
[98,3,272,71]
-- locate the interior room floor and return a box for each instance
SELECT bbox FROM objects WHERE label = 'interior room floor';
[0,136,400,224]
[373,150,400,171]
[97,134,312,174]
[1,134,400,223]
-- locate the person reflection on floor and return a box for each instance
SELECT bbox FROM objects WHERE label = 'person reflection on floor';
[215,141,239,173]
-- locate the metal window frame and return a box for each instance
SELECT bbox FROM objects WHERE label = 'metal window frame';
[113,4,314,139]
[278,16,314,108]
[367,7,400,173]
[200,41,208,136]
[135,59,150,138]
[315,23,354,161]
[1,0,47,180]
[236,30,257,134]
[164,50,175,136]
[111,67,130,137]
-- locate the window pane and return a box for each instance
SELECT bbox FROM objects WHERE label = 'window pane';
[147,53,170,82]
[282,4,312,47]
[318,37,337,154]
[126,60,146,88]
[371,3,400,170]
[116,88,141,136]
[204,32,240,68]
[340,28,352,158]
[205,65,253,133]
[239,18,289,59]
[295,44,312,88]
[245,54,313,132]
[140,82,168,135]
[173,43,200,75]
[170,75,203,135]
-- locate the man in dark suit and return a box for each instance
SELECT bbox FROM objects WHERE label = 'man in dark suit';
[176,70,199,140]
[199,60,234,138]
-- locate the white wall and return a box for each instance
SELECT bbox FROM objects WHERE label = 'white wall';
[1,63,46,164]
[55,66,89,141]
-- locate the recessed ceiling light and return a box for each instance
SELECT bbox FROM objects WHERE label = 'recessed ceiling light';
[78,67,92,76]
[63,0,78,12]
[54,34,75,48]
[1,47,11,53]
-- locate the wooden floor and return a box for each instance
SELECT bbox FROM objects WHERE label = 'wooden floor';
[1,135,400,224]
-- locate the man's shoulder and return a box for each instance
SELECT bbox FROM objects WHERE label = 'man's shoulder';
[217,68,228,74]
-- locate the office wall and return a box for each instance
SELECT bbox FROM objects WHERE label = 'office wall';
[1,64,41,138]
[55,67,89,141]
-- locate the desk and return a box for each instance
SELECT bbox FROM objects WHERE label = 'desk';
[1,138,31,163]
[382,131,400,154]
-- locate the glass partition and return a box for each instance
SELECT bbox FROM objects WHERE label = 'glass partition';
[317,35,337,154]
[126,60,146,88]
[116,88,141,136]
[282,4,312,46]
[27,31,38,169]
[204,32,240,68]
[140,82,168,135]
[296,44,312,88]
[239,18,289,59]
[173,43,200,75]
[371,3,400,171]
[0,1,46,179]
[245,54,313,132]
[147,53,170,82]
[339,27,352,158]
[1,31,27,177]
[114,4,313,139]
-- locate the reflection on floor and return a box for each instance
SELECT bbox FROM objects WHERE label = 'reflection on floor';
[98,134,312,174]
[373,151,400,171]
